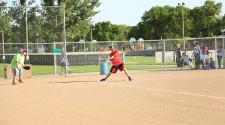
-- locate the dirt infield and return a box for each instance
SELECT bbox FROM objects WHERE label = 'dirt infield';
[0,70,225,125]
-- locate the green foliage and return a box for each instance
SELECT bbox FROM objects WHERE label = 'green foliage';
[1,0,224,44]
[129,5,192,40]
[43,0,54,6]
[20,0,26,6]
[60,0,100,41]
[129,0,224,39]
[91,21,131,41]
[0,0,100,44]
[190,0,222,37]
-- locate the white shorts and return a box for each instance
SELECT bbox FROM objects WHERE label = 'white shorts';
[200,54,208,60]
[12,68,23,76]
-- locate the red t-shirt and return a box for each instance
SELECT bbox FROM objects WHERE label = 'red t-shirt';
[109,49,123,66]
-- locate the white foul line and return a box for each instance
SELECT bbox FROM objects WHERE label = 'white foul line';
[128,85,225,101]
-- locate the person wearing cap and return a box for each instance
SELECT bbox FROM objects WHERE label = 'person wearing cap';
[60,48,71,75]
[193,41,202,69]
[100,46,132,82]
[10,48,27,85]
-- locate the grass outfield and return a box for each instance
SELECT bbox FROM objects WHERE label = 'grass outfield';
[0,56,176,77]
[0,63,3,77]
[30,64,176,75]
[125,56,176,65]
[0,64,176,77]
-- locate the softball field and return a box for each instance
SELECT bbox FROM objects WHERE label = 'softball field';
[0,70,225,125]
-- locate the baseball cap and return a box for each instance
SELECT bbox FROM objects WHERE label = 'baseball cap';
[19,48,27,53]
[109,46,114,50]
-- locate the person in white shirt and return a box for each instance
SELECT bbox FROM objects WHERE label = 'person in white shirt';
[181,52,193,69]
[217,46,223,69]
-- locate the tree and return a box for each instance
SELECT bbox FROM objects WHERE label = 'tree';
[190,0,222,37]
[91,21,131,41]
[130,6,191,39]
[57,0,100,41]
[129,0,223,39]
[20,0,26,6]
[221,14,225,30]
[43,0,54,6]
[0,1,11,34]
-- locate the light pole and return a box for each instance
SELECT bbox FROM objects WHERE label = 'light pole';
[221,29,225,68]
[91,25,95,42]
[25,1,29,60]
[0,30,5,61]
[178,2,185,49]
[1,30,5,79]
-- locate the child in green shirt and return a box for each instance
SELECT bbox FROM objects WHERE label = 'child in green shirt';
[10,48,27,85]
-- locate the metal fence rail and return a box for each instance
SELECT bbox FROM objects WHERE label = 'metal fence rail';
[1,36,225,77]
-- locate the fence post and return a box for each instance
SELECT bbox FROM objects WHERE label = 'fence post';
[84,54,87,65]
[25,3,29,61]
[53,42,57,76]
[162,38,166,71]
[63,4,67,77]
[1,31,5,79]
[84,42,86,52]
[214,38,217,64]
[122,52,125,64]
[98,52,100,65]
[223,37,225,68]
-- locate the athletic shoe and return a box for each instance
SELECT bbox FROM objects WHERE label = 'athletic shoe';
[100,78,106,82]
[12,82,17,85]
[128,76,132,81]
[18,79,23,83]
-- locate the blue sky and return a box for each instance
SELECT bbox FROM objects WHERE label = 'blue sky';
[92,0,225,26]
[3,0,225,26]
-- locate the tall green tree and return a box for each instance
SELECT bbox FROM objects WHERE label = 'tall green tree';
[20,0,26,6]
[190,0,222,37]
[43,0,54,6]
[129,6,191,39]
[222,15,225,29]
[56,0,100,41]
[129,0,223,39]
[91,21,131,41]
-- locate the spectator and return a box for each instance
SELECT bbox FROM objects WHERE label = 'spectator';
[60,49,71,75]
[180,52,193,69]
[209,57,216,69]
[201,45,209,69]
[176,44,182,68]
[193,41,202,69]
[217,46,223,69]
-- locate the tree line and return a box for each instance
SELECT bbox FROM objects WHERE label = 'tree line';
[0,0,224,43]
[93,0,225,41]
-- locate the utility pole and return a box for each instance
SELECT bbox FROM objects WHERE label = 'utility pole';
[178,2,185,50]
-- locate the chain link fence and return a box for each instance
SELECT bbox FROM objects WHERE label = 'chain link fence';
[0,37,225,77]
[1,7,225,77]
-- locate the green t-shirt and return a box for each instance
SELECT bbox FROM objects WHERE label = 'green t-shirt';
[10,53,25,69]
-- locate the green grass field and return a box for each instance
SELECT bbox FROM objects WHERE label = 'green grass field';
[25,64,175,75]
[0,56,177,77]
[125,56,176,65]
[0,64,175,77]
[0,63,3,77]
